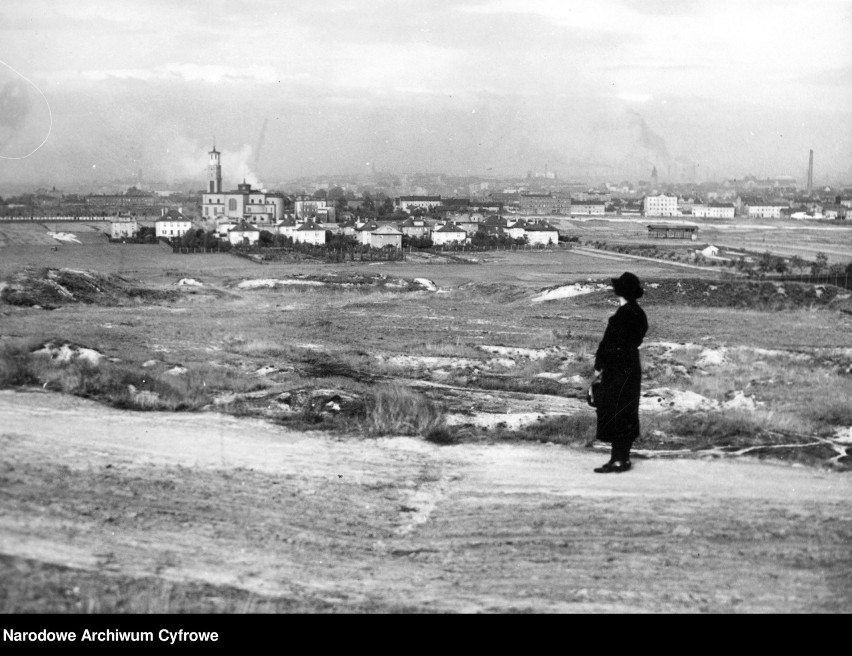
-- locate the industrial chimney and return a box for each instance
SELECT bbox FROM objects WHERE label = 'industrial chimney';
[807,149,814,196]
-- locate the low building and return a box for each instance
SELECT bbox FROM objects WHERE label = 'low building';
[647,224,698,240]
[155,210,193,239]
[431,223,468,246]
[519,194,571,215]
[745,203,787,219]
[692,203,735,219]
[570,201,605,216]
[369,225,403,249]
[397,217,431,238]
[293,220,326,245]
[356,221,381,245]
[228,220,260,246]
[524,221,559,245]
[506,219,529,240]
[110,218,138,239]
[275,218,299,239]
[397,196,442,213]
[821,204,847,220]
[293,195,330,220]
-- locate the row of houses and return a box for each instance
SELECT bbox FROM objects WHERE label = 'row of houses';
[224,215,562,248]
[134,210,563,249]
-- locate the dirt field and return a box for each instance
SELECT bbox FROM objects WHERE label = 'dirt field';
[2,239,852,613]
[2,390,851,613]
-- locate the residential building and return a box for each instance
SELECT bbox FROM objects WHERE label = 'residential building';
[692,203,735,219]
[431,223,468,246]
[519,193,570,215]
[397,218,431,238]
[643,194,679,217]
[228,221,260,246]
[745,203,787,219]
[524,221,559,245]
[570,201,605,216]
[293,220,326,245]
[155,210,193,239]
[369,225,403,249]
[506,219,529,240]
[275,218,299,239]
[293,196,329,220]
[110,218,138,239]
[397,196,442,212]
[356,221,382,245]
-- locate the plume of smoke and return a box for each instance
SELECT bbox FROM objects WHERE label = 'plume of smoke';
[177,139,264,190]
[628,110,670,163]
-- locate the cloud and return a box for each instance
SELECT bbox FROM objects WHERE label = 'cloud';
[78,63,281,85]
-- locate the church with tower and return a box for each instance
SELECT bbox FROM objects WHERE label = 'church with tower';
[201,144,285,226]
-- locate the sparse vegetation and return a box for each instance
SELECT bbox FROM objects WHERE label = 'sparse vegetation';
[362,385,446,437]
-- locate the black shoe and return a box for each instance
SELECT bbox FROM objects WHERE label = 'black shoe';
[594,460,631,474]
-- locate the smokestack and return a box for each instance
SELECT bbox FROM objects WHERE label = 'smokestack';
[806,150,814,196]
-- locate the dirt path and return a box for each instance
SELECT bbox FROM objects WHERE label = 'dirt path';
[2,390,850,613]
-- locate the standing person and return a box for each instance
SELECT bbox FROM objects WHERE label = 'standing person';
[591,272,648,473]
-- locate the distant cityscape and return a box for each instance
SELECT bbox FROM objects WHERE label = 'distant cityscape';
[2,145,850,248]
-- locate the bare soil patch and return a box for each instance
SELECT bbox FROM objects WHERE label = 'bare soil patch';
[2,390,851,613]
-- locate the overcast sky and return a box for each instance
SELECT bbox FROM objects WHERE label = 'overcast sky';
[1,0,850,188]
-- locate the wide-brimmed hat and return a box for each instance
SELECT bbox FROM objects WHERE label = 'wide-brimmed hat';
[611,272,644,300]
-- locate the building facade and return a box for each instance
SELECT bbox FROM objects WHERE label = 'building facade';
[293,220,326,245]
[201,146,285,224]
[397,196,442,212]
[570,201,605,216]
[431,223,468,245]
[692,203,735,219]
[155,210,193,238]
[745,204,787,219]
[647,224,698,239]
[644,194,679,217]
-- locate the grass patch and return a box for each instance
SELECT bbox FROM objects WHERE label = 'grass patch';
[362,385,446,437]
[1,340,266,412]
[513,413,597,446]
[468,374,566,397]
[641,409,820,450]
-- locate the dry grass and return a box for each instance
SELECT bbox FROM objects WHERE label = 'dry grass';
[0,341,266,412]
[362,385,446,437]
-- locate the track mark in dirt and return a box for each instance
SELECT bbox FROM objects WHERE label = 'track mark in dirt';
[2,390,852,612]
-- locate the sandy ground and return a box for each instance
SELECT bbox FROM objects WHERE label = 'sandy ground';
[2,389,851,613]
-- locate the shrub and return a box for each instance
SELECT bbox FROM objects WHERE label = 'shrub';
[0,341,40,387]
[362,385,446,437]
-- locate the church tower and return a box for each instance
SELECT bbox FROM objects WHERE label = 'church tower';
[208,144,222,193]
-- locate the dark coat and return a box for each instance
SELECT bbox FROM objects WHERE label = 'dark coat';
[594,301,648,443]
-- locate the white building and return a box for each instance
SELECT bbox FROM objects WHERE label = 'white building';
[110,218,138,239]
[506,219,529,240]
[397,196,442,212]
[369,225,403,249]
[570,201,606,216]
[155,210,193,239]
[293,220,326,245]
[431,223,468,246]
[692,203,735,219]
[275,218,299,240]
[524,222,559,245]
[293,196,330,220]
[228,221,260,246]
[746,204,786,219]
[356,221,381,245]
[643,194,679,217]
